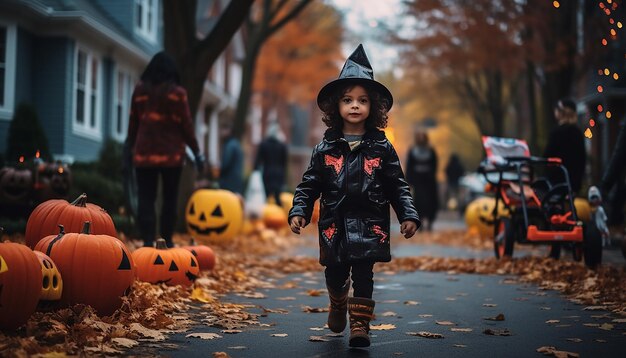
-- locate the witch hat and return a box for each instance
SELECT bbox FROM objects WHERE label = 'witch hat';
[317,44,393,110]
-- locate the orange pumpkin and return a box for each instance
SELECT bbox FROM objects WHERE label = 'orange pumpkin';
[33,251,63,301]
[262,203,288,229]
[34,222,135,316]
[183,240,216,271]
[0,241,42,330]
[25,193,117,249]
[132,239,200,287]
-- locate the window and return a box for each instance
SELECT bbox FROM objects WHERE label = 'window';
[0,22,16,120]
[73,47,101,138]
[112,69,134,141]
[135,0,158,42]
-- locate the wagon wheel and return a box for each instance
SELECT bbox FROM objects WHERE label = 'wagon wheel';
[583,223,603,268]
[494,218,514,259]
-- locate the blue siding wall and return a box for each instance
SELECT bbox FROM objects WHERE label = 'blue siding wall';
[93,0,135,36]
[15,27,33,108]
[32,37,72,160]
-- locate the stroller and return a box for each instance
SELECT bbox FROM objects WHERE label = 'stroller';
[478,136,602,267]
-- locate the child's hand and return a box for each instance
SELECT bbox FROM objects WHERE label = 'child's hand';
[290,216,306,234]
[401,220,418,239]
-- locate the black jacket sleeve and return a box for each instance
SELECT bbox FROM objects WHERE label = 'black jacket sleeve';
[288,145,323,225]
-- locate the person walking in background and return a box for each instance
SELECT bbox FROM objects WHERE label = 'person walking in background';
[445,153,465,211]
[218,124,244,194]
[543,98,586,196]
[254,122,288,206]
[126,51,204,248]
[406,129,439,231]
[289,44,419,348]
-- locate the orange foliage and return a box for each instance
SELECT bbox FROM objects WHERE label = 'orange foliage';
[254,2,344,107]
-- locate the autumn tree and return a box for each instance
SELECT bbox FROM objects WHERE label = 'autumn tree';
[162,0,255,117]
[232,0,312,139]
[253,1,344,130]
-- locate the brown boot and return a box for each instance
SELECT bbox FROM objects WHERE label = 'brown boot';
[348,297,375,347]
[327,280,349,333]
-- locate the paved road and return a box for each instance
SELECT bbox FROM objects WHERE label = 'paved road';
[130,211,625,357]
[134,269,624,357]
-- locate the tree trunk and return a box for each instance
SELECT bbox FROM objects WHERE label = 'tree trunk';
[233,39,263,139]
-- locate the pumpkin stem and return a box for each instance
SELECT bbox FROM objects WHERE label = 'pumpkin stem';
[71,193,88,207]
[57,224,65,235]
[155,238,168,250]
[81,221,91,234]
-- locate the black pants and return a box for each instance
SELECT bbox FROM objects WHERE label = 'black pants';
[135,166,182,248]
[325,261,375,299]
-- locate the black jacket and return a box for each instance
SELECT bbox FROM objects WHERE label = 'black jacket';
[289,128,420,266]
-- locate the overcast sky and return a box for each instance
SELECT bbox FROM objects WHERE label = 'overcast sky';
[327,0,403,72]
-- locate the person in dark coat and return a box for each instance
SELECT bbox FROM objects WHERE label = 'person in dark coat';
[126,51,204,248]
[254,123,288,206]
[218,124,244,194]
[543,98,586,196]
[406,129,439,231]
[445,153,465,211]
[288,44,420,348]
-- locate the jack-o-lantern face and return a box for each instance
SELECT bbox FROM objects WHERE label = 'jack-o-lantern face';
[132,239,200,287]
[33,251,63,301]
[0,167,33,203]
[186,189,243,243]
[465,196,509,237]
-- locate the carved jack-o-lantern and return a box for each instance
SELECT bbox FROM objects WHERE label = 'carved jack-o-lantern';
[34,222,135,316]
[34,163,72,202]
[465,196,510,237]
[132,239,200,287]
[0,166,33,204]
[0,241,42,330]
[186,189,243,243]
[33,251,63,301]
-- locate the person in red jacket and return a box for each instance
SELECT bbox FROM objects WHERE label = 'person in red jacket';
[288,44,419,348]
[126,51,204,248]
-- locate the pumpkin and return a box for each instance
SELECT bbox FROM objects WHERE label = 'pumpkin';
[25,193,117,249]
[186,189,244,243]
[33,251,63,301]
[574,198,591,222]
[262,203,288,229]
[183,239,216,271]
[0,166,33,204]
[0,241,42,330]
[464,196,510,238]
[132,239,200,287]
[34,222,135,316]
[34,162,72,202]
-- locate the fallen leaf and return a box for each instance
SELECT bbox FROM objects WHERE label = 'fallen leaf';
[227,346,247,350]
[599,323,614,331]
[276,297,296,301]
[221,330,242,334]
[612,318,626,323]
[540,307,552,310]
[484,313,505,321]
[451,328,473,332]
[381,311,398,317]
[370,324,396,330]
[309,327,325,331]
[307,289,323,296]
[406,331,444,339]
[583,323,599,327]
[482,303,497,307]
[404,300,420,305]
[483,328,512,336]
[186,333,222,340]
[546,320,560,324]
[594,339,607,343]
[241,292,266,299]
[190,287,213,303]
[419,314,433,318]
[445,297,457,301]
[212,353,231,358]
[453,344,468,348]
[111,338,138,349]
[582,306,607,311]
[536,346,579,357]
[436,321,455,326]
[566,338,582,343]
[309,336,330,342]
[302,306,328,313]
[271,333,288,337]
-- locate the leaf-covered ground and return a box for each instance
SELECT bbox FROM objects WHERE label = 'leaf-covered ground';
[1,226,624,356]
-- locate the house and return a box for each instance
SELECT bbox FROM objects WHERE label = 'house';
[0,0,242,165]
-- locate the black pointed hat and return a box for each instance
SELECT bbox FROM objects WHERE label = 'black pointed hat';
[317,44,393,110]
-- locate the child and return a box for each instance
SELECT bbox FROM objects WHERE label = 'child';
[288,44,420,348]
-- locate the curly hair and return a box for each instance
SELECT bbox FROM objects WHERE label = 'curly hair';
[319,82,389,130]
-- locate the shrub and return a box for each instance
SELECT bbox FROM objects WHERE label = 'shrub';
[5,103,51,162]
